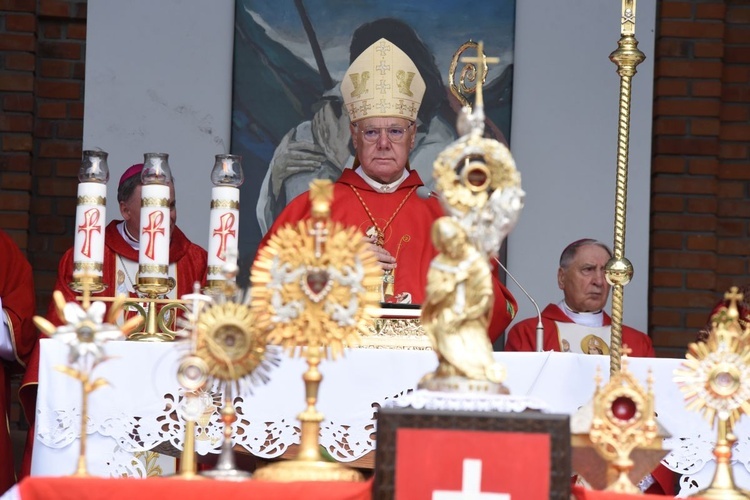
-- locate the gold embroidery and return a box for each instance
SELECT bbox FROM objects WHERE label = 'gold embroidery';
[396,70,415,96]
[349,71,370,98]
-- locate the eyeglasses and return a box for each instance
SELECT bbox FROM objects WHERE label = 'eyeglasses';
[356,123,413,143]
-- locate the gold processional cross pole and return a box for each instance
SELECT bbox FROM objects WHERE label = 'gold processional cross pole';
[606,0,645,375]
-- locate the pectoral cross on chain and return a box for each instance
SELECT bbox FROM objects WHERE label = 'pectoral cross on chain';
[365,225,384,247]
[309,221,329,258]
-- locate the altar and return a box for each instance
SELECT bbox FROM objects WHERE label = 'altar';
[29,338,750,496]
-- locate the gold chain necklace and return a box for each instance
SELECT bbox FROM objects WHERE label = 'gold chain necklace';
[349,185,417,246]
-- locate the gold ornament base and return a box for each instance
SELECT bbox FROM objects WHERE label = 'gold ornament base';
[127,331,175,342]
[418,373,509,395]
[253,459,363,482]
[69,276,107,294]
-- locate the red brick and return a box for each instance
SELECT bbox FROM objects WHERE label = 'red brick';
[653,177,716,195]
[5,13,36,32]
[691,118,720,135]
[38,141,81,159]
[719,143,749,159]
[37,102,67,119]
[655,136,719,155]
[655,99,721,117]
[67,23,87,40]
[38,41,83,60]
[651,309,683,326]
[726,5,750,23]
[72,62,85,80]
[0,33,35,51]
[694,42,723,59]
[0,191,30,211]
[688,158,719,175]
[655,117,688,135]
[652,156,687,174]
[57,121,83,139]
[716,257,745,273]
[5,52,35,71]
[725,47,750,64]
[3,94,33,112]
[657,60,723,78]
[37,177,77,197]
[687,271,717,289]
[39,0,70,18]
[651,271,684,287]
[686,312,711,329]
[0,0,36,13]
[34,120,53,138]
[717,182,745,198]
[651,195,685,212]
[41,23,62,39]
[68,102,84,119]
[2,134,32,152]
[652,214,716,231]
[721,124,750,142]
[0,115,33,132]
[0,172,32,190]
[686,234,717,250]
[0,212,29,229]
[655,79,689,97]
[36,81,82,100]
[0,154,30,172]
[696,3,727,20]
[657,39,691,58]
[721,104,750,122]
[725,25,750,45]
[651,289,716,308]
[39,60,73,78]
[692,80,722,97]
[718,239,750,254]
[724,66,750,83]
[660,1,693,18]
[659,20,724,38]
[651,233,684,249]
[723,86,750,103]
[0,74,34,92]
[686,198,718,213]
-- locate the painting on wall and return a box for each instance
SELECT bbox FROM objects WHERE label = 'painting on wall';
[230,0,516,281]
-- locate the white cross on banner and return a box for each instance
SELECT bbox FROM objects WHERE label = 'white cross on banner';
[432,459,511,500]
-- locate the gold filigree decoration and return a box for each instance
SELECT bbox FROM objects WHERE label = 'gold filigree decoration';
[251,217,382,358]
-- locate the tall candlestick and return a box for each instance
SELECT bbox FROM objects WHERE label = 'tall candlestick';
[138,153,172,286]
[71,150,109,292]
[206,154,243,289]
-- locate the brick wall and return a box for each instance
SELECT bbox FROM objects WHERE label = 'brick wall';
[650,0,750,357]
[0,0,87,469]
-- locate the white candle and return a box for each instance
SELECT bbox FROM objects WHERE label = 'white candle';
[73,182,106,279]
[138,183,171,280]
[207,185,240,281]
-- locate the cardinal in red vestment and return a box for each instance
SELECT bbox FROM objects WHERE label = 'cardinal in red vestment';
[18,163,207,480]
[0,230,37,494]
[260,37,517,342]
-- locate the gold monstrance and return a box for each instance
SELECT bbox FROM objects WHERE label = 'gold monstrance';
[419,41,524,394]
[674,287,750,499]
[251,179,382,481]
[34,279,143,476]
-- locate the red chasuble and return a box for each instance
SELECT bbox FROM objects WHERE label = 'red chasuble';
[260,168,517,342]
[18,220,207,480]
[505,303,655,357]
[0,230,36,494]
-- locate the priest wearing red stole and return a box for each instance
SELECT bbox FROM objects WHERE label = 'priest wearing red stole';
[18,163,207,479]
[0,230,36,494]
[505,238,674,495]
[260,37,517,341]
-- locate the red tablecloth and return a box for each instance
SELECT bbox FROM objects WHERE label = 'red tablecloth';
[17,476,372,500]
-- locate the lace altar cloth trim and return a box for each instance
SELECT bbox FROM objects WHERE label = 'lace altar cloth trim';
[384,389,550,413]
[31,341,750,495]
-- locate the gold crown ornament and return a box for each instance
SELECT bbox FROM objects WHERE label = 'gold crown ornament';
[341,37,425,122]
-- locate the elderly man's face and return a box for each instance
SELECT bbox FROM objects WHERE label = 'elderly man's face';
[120,183,176,240]
[350,117,415,185]
[558,244,610,313]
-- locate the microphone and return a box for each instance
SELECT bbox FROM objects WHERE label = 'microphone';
[416,186,436,200]
[493,256,545,352]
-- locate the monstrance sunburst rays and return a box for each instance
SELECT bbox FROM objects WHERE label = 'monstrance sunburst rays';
[250,179,382,482]
[175,263,279,481]
[674,286,750,498]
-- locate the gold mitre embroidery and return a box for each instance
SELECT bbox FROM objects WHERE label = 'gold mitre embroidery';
[341,38,426,122]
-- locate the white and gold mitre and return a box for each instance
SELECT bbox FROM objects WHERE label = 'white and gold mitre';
[341,37,426,123]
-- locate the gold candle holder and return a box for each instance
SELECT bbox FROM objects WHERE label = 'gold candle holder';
[128,276,177,342]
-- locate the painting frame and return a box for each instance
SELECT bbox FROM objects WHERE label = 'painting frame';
[373,407,571,499]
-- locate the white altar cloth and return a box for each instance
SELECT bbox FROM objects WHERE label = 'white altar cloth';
[30,338,750,496]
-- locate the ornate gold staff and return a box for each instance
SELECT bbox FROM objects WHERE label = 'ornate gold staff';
[606,0,646,374]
